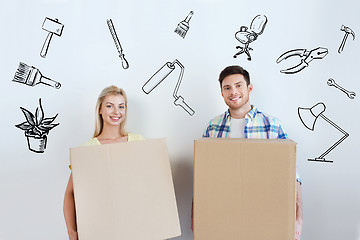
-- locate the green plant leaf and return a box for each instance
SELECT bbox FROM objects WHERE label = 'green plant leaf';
[20,107,35,126]
[15,122,32,130]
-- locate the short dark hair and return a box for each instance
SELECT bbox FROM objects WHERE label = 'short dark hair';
[218,65,250,88]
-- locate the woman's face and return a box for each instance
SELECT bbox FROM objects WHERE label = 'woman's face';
[99,94,126,128]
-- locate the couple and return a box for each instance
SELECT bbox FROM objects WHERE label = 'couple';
[63,65,303,240]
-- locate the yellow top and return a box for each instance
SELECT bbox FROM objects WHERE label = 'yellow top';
[69,133,145,169]
[81,133,145,146]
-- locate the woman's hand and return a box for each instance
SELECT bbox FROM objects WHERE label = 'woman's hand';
[68,230,78,240]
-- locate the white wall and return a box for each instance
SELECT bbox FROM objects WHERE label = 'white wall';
[1,0,359,239]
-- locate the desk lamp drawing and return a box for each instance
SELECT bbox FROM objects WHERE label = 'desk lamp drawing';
[142,59,195,116]
[233,14,268,61]
[298,102,349,163]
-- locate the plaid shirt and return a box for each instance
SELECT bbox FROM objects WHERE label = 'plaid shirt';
[203,106,287,139]
[203,105,301,183]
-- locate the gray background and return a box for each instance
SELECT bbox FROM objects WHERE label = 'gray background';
[1,0,359,239]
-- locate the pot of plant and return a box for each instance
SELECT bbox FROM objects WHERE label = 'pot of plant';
[15,98,59,153]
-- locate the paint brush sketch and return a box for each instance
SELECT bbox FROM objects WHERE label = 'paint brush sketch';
[338,25,355,53]
[13,62,61,89]
[107,19,129,69]
[15,98,59,153]
[298,102,349,163]
[233,14,268,61]
[327,78,356,99]
[40,17,64,58]
[174,11,194,38]
[276,47,328,74]
[142,59,195,116]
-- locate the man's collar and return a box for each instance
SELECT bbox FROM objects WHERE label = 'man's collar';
[226,105,257,119]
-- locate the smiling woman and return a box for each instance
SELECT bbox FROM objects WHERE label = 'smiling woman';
[63,85,145,240]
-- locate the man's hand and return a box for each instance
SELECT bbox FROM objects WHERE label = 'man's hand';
[295,218,302,240]
[68,231,78,240]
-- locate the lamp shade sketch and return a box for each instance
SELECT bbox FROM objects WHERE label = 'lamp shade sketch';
[233,14,268,61]
[298,102,349,163]
[142,59,195,116]
[327,78,356,99]
[40,17,64,58]
[15,98,60,153]
[276,47,328,74]
[107,19,129,69]
[13,62,61,89]
[338,25,355,54]
[174,11,194,38]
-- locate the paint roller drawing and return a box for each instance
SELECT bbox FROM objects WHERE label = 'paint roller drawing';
[142,60,195,116]
[13,62,61,89]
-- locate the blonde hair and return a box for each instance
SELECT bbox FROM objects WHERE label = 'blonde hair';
[93,85,128,138]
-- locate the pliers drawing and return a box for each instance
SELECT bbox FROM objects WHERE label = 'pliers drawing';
[276,47,328,74]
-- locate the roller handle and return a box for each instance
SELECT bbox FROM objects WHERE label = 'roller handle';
[174,96,194,116]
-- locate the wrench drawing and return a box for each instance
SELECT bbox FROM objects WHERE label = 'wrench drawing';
[327,78,356,99]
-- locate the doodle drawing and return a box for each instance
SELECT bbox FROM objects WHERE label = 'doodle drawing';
[298,102,349,163]
[327,78,356,99]
[174,11,194,38]
[13,62,61,89]
[142,59,195,116]
[338,25,355,54]
[107,19,129,69]
[15,98,59,153]
[276,47,328,74]
[233,14,268,61]
[40,17,64,58]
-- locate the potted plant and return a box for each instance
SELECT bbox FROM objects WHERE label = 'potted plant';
[15,98,59,153]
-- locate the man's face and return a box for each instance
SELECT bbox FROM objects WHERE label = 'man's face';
[221,74,253,111]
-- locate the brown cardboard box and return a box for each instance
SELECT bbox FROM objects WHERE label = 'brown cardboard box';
[194,138,296,240]
[70,138,181,240]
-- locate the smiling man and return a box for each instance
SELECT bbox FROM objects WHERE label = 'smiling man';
[200,65,303,240]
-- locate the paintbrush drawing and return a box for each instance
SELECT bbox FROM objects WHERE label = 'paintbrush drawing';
[13,62,61,89]
[174,11,194,38]
[233,14,268,61]
[107,19,129,69]
[15,98,59,153]
[142,59,195,116]
[40,17,64,58]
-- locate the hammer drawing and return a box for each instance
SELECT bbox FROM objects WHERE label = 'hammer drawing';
[338,25,355,54]
[40,17,64,58]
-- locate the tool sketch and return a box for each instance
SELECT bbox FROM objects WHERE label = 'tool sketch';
[107,19,129,69]
[40,17,64,58]
[233,14,268,61]
[142,59,195,116]
[13,62,61,89]
[15,98,60,153]
[174,11,194,38]
[327,78,356,99]
[338,25,355,54]
[276,47,328,74]
[298,102,349,163]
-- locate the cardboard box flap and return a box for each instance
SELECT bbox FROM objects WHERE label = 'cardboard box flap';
[70,138,181,240]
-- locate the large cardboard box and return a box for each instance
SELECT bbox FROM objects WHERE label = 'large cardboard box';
[194,138,296,240]
[70,138,181,240]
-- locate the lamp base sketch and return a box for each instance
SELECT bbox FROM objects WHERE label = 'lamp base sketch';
[308,158,333,163]
[142,59,195,116]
